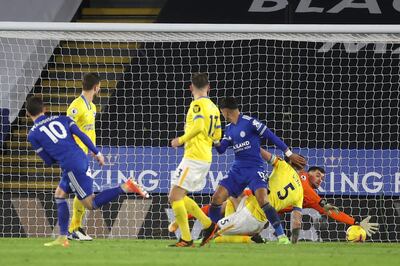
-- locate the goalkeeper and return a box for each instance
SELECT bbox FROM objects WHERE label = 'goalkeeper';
[277,161,379,237]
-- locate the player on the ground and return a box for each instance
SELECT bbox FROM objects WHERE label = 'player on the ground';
[170,148,304,244]
[26,96,148,247]
[168,73,222,247]
[278,164,379,237]
[66,73,100,240]
[169,189,268,244]
[208,97,306,244]
[185,159,378,243]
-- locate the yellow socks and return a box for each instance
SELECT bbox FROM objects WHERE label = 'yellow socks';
[183,196,212,229]
[171,200,191,242]
[214,235,252,243]
[224,199,235,217]
[68,196,86,232]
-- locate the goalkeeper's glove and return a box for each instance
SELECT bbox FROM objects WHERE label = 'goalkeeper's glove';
[355,216,379,237]
[319,199,339,214]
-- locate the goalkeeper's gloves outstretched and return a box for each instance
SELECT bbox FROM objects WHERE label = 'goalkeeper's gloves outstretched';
[319,199,340,214]
[355,216,379,237]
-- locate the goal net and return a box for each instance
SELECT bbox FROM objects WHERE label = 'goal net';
[0,23,399,242]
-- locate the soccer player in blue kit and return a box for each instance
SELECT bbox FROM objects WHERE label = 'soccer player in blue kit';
[207,97,306,244]
[26,96,148,247]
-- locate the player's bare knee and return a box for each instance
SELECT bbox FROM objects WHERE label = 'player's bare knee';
[254,188,269,206]
[211,193,225,205]
[54,186,67,199]
[80,196,95,210]
[168,186,186,203]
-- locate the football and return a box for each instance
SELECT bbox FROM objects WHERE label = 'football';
[346,225,367,242]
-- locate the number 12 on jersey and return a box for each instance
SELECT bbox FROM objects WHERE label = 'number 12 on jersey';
[208,115,219,136]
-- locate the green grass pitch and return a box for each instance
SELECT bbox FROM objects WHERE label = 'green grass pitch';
[0,238,398,266]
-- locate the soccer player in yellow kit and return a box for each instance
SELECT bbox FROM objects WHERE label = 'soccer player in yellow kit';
[67,73,100,241]
[214,149,303,244]
[169,73,221,247]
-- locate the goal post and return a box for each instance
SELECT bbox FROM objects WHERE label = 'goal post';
[0,22,399,242]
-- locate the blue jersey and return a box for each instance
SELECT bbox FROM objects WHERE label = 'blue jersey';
[28,115,98,171]
[216,114,288,168]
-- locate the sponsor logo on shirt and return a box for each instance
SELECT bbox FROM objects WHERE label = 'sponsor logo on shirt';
[233,140,251,152]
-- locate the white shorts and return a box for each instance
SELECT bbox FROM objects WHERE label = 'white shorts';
[171,158,211,192]
[217,197,266,235]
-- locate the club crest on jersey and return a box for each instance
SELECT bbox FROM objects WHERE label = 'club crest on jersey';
[193,105,201,113]
[70,108,78,117]
[240,131,246,138]
[301,174,307,181]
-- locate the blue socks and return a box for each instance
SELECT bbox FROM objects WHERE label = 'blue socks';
[208,204,222,223]
[93,186,124,209]
[262,203,285,237]
[56,198,69,236]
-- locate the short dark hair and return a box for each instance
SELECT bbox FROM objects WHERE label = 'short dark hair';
[82,73,101,91]
[219,97,238,110]
[308,166,325,174]
[26,96,44,116]
[191,73,209,89]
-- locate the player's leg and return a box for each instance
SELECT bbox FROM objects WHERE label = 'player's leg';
[168,185,193,246]
[44,181,70,247]
[183,196,212,229]
[181,163,213,230]
[68,168,92,241]
[290,209,302,244]
[167,159,196,247]
[68,196,89,240]
[68,168,148,210]
[249,171,290,244]
[202,173,243,246]
[209,168,241,223]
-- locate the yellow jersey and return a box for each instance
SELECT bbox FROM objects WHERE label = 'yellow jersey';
[267,159,304,212]
[179,96,221,163]
[67,95,96,154]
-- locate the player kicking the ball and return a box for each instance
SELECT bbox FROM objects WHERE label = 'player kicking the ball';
[169,73,222,247]
[26,96,148,247]
[208,97,306,244]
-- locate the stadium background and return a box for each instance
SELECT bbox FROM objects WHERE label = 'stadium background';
[0,0,399,242]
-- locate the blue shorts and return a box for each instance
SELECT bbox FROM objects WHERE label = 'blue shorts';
[59,166,93,200]
[219,165,268,197]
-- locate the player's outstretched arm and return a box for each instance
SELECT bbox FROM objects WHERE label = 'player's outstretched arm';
[256,121,306,168]
[290,208,302,244]
[68,119,104,166]
[28,135,56,166]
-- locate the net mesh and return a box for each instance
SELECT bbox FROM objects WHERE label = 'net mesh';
[0,29,399,241]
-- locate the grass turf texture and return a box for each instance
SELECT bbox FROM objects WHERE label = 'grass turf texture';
[0,239,398,266]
